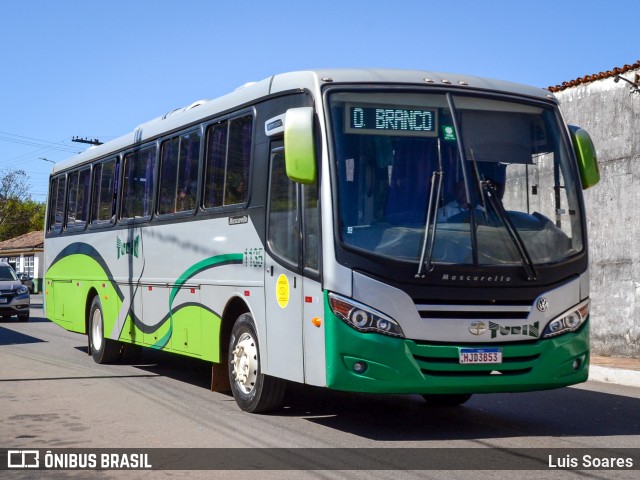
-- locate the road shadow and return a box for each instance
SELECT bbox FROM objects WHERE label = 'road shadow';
[69,342,640,442]
[0,311,49,324]
[0,326,46,346]
[132,350,212,390]
[75,345,213,390]
[277,382,640,441]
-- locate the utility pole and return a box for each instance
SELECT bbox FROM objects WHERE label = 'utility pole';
[72,136,103,146]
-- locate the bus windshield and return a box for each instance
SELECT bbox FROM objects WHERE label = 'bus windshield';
[328,91,584,269]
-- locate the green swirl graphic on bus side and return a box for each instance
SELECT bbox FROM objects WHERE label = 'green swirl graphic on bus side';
[46,242,244,360]
[154,253,244,350]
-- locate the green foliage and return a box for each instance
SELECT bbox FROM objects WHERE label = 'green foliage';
[0,169,46,241]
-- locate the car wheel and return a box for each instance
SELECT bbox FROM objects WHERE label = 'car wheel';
[18,312,29,322]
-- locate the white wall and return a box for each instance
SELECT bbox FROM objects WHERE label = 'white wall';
[554,71,640,357]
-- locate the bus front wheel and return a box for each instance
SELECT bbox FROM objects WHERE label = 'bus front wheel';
[89,296,121,364]
[228,313,286,413]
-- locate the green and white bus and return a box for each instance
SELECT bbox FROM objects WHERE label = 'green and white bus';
[44,69,600,412]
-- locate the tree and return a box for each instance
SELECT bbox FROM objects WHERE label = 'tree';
[0,169,46,241]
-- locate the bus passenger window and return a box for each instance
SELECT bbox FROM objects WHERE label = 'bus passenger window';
[121,145,156,219]
[204,122,228,208]
[225,116,252,205]
[66,168,90,230]
[303,182,319,271]
[204,114,252,209]
[48,175,66,233]
[91,158,118,225]
[159,130,200,215]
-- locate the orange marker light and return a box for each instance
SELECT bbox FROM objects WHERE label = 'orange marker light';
[312,317,322,328]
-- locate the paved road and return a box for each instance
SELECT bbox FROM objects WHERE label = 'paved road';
[1,297,639,479]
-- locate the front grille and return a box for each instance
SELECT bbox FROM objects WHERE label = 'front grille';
[409,340,542,378]
[416,303,531,321]
[408,298,541,377]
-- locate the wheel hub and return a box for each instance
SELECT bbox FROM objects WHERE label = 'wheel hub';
[91,309,103,352]
[231,333,258,394]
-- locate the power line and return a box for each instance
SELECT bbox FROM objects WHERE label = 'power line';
[0,131,81,154]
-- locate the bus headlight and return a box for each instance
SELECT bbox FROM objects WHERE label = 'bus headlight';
[328,293,404,338]
[542,299,590,338]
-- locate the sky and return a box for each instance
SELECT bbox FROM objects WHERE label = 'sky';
[1,0,638,203]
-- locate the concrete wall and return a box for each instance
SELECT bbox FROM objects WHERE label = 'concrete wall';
[554,70,640,357]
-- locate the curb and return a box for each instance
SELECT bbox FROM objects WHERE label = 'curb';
[589,365,640,389]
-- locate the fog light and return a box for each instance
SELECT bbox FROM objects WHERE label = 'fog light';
[353,361,368,374]
[572,358,582,370]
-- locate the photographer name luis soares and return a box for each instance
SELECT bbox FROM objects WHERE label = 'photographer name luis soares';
[548,454,634,469]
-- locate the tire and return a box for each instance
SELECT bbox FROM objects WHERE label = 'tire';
[422,393,472,407]
[18,312,30,322]
[88,296,121,364]
[228,313,286,413]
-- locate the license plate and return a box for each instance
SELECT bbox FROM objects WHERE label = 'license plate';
[0,297,7,304]
[459,348,502,364]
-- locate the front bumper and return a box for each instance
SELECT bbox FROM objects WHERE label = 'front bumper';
[0,292,30,317]
[325,303,589,394]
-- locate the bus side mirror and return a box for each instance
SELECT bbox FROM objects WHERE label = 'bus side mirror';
[569,125,600,189]
[284,107,316,184]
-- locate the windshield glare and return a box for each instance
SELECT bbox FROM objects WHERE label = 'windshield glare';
[329,91,584,268]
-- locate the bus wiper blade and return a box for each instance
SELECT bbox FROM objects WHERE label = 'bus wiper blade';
[416,139,444,278]
[482,181,538,281]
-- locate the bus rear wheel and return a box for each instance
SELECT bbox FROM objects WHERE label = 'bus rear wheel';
[422,393,472,407]
[89,296,121,364]
[228,313,286,413]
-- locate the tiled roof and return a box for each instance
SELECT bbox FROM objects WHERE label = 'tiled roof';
[0,230,44,250]
[548,60,640,92]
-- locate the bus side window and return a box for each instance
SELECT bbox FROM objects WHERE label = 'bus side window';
[159,130,200,215]
[121,145,156,219]
[66,168,90,231]
[48,175,66,234]
[204,122,228,208]
[303,182,319,272]
[204,114,252,209]
[91,158,118,226]
[225,115,251,205]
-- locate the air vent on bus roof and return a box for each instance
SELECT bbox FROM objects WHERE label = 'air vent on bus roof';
[235,81,257,91]
[162,99,209,119]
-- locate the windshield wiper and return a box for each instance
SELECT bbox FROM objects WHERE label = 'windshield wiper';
[465,146,538,281]
[416,139,444,278]
[481,180,538,281]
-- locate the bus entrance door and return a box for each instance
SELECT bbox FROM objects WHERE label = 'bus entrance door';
[264,143,304,383]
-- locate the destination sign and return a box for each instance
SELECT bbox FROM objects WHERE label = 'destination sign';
[346,104,438,137]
